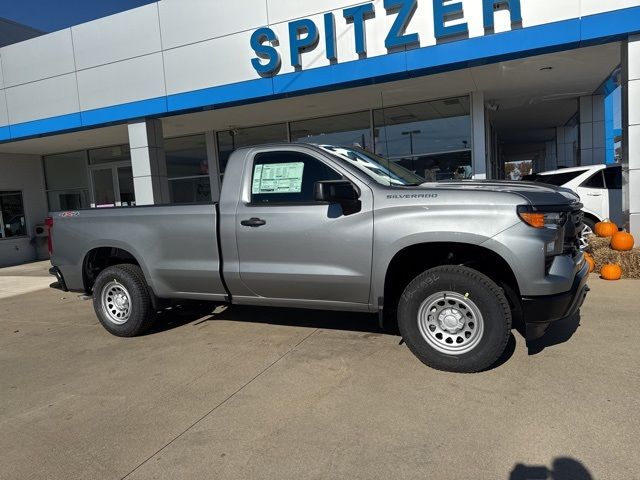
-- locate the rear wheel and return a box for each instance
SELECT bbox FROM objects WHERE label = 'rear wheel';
[398,265,511,373]
[93,264,155,337]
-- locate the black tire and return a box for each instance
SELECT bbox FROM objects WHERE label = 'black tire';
[398,265,511,373]
[92,264,155,337]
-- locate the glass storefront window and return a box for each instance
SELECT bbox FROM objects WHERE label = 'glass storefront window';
[92,168,117,207]
[290,111,373,150]
[397,151,473,181]
[44,151,89,190]
[213,95,473,185]
[165,134,211,204]
[88,144,135,208]
[217,123,288,175]
[89,144,131,164]
[169,177,212,204]
[374,96,472,179]
[374,97,471,157]
[46,190,91,212]
[0,191,27,238]
[165,135,209,179]
[44,150,90,211]
[117,166,136,206]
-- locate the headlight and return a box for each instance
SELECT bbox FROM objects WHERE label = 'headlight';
[517,206,567,230]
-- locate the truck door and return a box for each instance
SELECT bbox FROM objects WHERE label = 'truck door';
[234,148,373,305]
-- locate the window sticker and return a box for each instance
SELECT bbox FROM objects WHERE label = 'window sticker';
[252,162,304,194]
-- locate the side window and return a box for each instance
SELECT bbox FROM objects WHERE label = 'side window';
[603,166,622,189]
[251,151,342,204]
[0,191,27,239]
[581,171,605,189]
[535,171,585,186]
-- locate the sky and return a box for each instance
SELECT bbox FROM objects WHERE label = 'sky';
[0,0,157,32]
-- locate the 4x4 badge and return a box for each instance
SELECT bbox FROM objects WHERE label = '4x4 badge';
[59,211,80,218]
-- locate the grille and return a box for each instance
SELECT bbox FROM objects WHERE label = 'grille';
[563,210,584,257]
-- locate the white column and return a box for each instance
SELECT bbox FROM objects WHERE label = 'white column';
[471,91,487,179]
[625,36,640,238]
[579,95,606,166]
[128,119,169,206]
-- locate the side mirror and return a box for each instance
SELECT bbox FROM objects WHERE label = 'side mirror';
[314,180,361,215]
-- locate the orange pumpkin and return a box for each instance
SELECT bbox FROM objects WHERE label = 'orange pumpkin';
[594,219,618,237]
[610,231,635,251]
[601,264,622,281]
[584,253,595,273]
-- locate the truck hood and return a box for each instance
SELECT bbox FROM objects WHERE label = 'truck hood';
[418,180,581,207]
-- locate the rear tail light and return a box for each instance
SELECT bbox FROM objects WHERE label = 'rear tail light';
[45,217,53,256]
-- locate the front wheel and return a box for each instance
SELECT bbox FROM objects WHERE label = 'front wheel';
[398,266,512,373]
[93,264,156,337]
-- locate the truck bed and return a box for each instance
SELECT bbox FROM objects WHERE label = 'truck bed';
[50,204,227,301]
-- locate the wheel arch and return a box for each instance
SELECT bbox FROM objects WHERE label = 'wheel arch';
[81,243,155,296]
[581,210,601,225]
[377,241,521,329]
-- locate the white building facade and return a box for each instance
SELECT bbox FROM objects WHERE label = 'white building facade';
[0,0,639,266]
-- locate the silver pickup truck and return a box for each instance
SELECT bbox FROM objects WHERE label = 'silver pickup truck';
[48,144,589,372]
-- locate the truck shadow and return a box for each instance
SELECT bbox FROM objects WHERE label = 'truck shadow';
[484,333,517,371]
[526,312,582,355]
[149,303,385,336]
[149,304,517,370]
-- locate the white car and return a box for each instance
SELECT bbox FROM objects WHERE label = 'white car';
[525,164,623,245]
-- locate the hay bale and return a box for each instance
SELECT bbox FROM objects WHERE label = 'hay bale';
[588,235,640,279]
[586,235,611,252]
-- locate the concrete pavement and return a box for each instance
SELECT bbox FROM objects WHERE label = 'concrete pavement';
[0,261,52,300]
[0,263,638,479]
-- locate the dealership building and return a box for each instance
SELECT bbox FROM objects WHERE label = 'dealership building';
[0,0,639,266]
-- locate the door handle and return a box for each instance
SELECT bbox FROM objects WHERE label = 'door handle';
[241,217,267,227]
[586,193,602,197]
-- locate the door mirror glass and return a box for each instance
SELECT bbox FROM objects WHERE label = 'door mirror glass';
[314,180,361,215]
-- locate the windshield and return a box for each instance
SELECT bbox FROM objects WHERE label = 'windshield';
[319,145,425,186]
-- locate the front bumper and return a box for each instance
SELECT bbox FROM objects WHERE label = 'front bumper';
[521,261,590,340]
